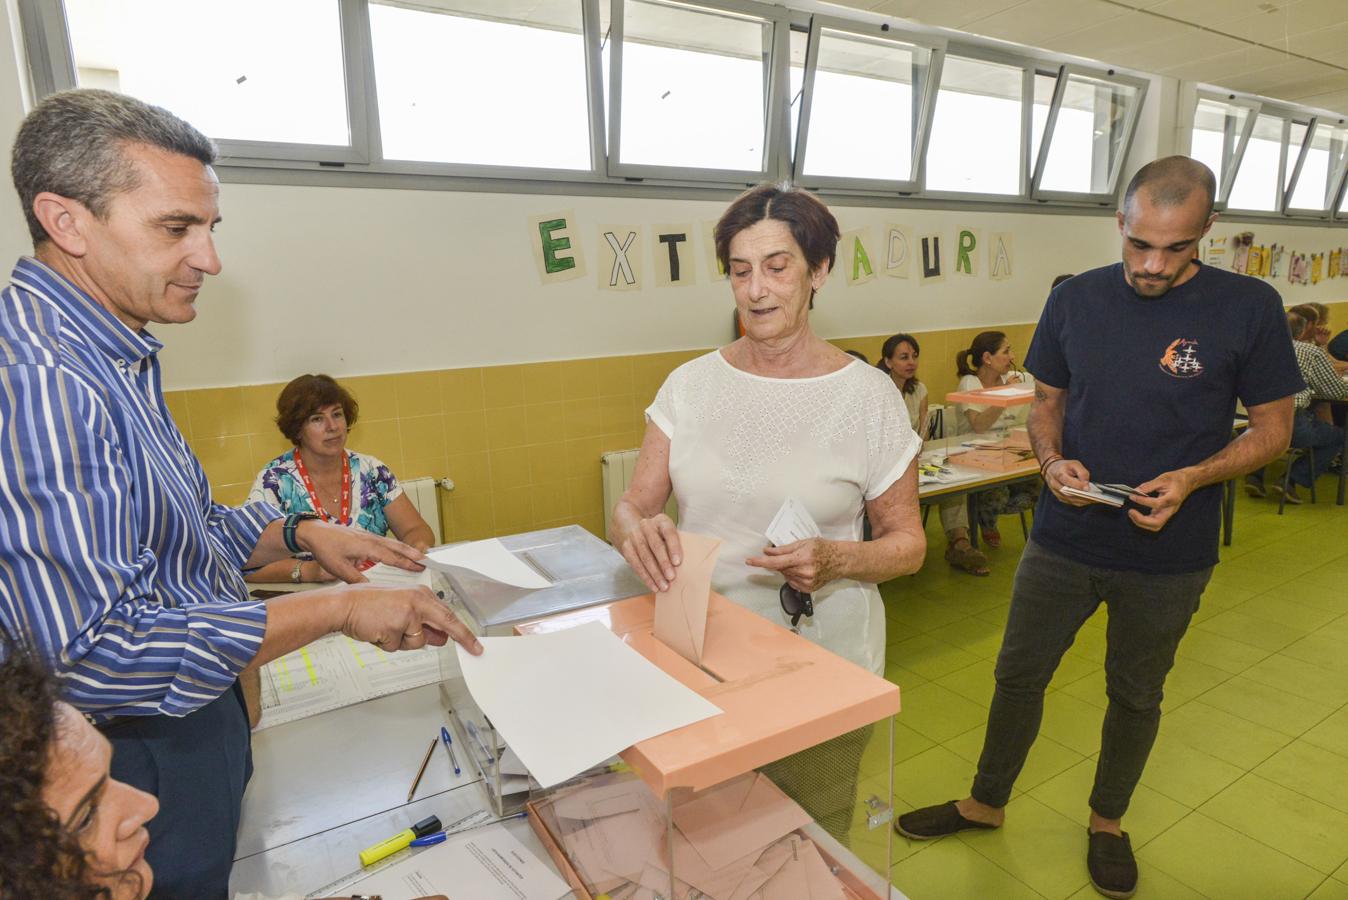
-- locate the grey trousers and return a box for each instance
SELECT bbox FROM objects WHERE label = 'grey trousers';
[970,540,1212,819]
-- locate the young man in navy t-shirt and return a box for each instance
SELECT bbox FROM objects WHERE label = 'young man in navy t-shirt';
[896,157,1303,899]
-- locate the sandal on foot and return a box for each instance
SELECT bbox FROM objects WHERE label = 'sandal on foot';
[944,543,990,576]
[1086,829,1137,899]
[894,801,1000,840]
[980,526,1002,549]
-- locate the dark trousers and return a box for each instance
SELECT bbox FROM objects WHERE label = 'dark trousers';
[970,540,1211,820]
[1289,409,1344,488]
[104,681,253,899]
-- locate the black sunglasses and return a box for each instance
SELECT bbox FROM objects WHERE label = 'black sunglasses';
[779,583,814,628]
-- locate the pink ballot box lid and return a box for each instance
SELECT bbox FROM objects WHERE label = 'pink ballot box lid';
[514,592,901,797]
[944,381,1037,407]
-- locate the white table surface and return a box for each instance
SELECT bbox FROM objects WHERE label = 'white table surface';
[228,682,565,898]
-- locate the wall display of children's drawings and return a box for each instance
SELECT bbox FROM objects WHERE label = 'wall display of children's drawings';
[1230,232,1254,274]
[1311,253,1324,285]
[1203,235,1227,267]
[528,211,587,284]
[1330,249,1342,280]
[652,223,695,288]
[598,225,643,291]
[841,229,878,286]
[1289,252,1309,285]
[884,224,912,279]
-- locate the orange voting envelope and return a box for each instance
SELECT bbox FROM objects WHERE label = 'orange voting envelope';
[654,531,720,665]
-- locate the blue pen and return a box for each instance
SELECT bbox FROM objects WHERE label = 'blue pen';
[465,720,495,764]
[439,726,461,776]
[411,812,528,847]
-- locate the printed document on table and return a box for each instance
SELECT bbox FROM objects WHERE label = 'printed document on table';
[456,621,722,788]
[256,633,442,729]
[349,822,571,899]
[424,538,553,589]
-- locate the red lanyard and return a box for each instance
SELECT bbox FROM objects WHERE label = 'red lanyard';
[293,449,351,526]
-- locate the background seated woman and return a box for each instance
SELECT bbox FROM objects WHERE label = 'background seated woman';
[953,331,1039,548]
[246,374,435,583]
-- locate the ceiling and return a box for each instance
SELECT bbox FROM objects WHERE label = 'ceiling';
[830,0,1348,117]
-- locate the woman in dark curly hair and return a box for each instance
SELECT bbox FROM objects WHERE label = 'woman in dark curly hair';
[0,635,158,899]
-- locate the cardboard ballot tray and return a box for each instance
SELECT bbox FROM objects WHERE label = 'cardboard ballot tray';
[516,592,903,900]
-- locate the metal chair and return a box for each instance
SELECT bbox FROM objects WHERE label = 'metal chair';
[1277,445,1316,514]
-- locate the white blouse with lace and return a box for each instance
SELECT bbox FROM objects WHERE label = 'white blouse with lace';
[646,351,920,674]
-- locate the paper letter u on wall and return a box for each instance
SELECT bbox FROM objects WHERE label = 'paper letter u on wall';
[885,225,911,279]
[599,225,643,291]
[919,234,944,284]
[528,211,587,284]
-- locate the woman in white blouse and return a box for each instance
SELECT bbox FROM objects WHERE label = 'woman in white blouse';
[952,331,1039,547]
[610,183,926,678]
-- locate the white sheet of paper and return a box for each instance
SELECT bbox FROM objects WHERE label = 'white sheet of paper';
[424,539,552,589]
[350,822,571,900]
[980,383,1035,397]
[456,621,722,788]
[765,497,822,548]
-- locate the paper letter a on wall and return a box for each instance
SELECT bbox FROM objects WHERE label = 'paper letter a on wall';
[528,210,587,284]
[920,234,943,284]
[841,230,876,286]
[599,225,642,291]
[989,232,1013,282]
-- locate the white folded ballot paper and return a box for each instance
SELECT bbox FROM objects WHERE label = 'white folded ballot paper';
[423,538,552,589]
[456,621,722,788]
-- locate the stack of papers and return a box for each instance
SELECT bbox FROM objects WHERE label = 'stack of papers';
[544,771,848,899]
[424,538,553,589]
[456,621,722,788]
[345,820,571,900]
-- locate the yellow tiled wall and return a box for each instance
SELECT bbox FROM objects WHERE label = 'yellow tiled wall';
[169,299,1346,546]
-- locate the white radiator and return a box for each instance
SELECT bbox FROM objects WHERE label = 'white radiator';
[601,449,677,540]
[401,476,444,545]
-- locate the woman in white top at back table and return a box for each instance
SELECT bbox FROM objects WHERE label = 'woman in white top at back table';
[953,330,1040,548]
[880,334,991,577]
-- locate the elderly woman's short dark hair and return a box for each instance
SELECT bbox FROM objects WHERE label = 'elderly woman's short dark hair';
[275,374,360,445]
[11,88,217,247]
[0,632,109,898]
[714,182,841,276]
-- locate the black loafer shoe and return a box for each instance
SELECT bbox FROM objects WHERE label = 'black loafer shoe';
[1087,828,1137,899]
[894,801,1000,840]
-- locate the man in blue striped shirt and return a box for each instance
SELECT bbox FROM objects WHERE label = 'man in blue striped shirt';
[0,89,482,897]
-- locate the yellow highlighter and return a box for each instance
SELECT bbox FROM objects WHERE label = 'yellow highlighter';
[359,815,441,867]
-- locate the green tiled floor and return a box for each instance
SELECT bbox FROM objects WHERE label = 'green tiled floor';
[869,479,1348,899]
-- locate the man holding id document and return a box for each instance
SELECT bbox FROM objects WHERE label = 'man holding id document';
[896,157,1303,900]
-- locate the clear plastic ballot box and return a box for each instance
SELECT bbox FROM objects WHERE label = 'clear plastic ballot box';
[514,592,903,900]
[436,525,648,816]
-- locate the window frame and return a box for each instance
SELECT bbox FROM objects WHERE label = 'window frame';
[789,14,945,195]
[1190,91,1261,210]
[605,0,791,184]
[1029,63,1149,205]
[917,42,1054,202]
[20,0,378,165]
[1283,115,1348,219]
